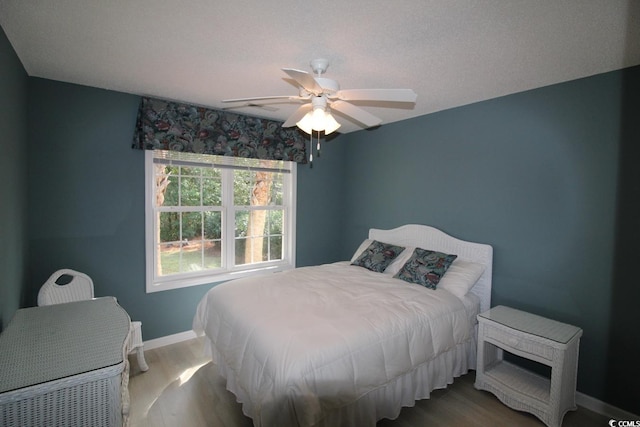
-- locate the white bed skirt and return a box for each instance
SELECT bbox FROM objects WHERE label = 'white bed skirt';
[203,326,478,427]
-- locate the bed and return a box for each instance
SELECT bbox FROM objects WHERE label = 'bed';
[193,224,493,426]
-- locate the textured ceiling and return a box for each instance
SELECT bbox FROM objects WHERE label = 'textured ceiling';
[1,0,639,133]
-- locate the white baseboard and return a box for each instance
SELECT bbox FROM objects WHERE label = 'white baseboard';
[577,391,639,420]
[143,330,198,351]
[144,331,638,420]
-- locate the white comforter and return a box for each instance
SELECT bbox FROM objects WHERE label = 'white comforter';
[193,262,472,427]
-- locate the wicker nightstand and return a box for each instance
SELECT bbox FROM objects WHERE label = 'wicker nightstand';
[474,305,583,427]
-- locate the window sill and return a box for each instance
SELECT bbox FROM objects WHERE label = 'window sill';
[145,262,295,293]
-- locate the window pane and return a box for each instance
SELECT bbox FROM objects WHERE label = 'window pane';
[235,210,249,238]
[247,209,268,238]
[268,236,283,261]
[180,176,201,206]
[159,212,180,243]
[179,245,203,272]
[202,177,222,206]
[235,237,247,265]
[203,211,222,240]
[181,212,202,240]
[234,170,252,206]
[253,237,269,262]
[235,236,269,265]
[160,167,179,207]
[235,170,278,206]
[204,240,221,269]
[270,173,284,205]
[159,242,180,276]
[268,210,283,235]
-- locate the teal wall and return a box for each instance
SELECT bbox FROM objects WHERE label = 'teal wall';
[341,67,639,413]
[606,67,640,413]
[24,79,201,340]
[0,26,28,330]
[296,135,347,267]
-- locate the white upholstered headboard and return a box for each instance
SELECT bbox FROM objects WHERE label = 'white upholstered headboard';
[369,224,493,313]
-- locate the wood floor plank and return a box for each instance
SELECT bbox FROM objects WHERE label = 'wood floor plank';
[128,338,610,427]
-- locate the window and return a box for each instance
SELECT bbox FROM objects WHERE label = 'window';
[145,150,296,292]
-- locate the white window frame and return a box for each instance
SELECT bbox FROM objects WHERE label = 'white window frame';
[145,150,296,293]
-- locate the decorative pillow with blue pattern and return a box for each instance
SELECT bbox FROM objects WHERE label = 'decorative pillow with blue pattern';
[351,240,406,273]
[394,248,457,289]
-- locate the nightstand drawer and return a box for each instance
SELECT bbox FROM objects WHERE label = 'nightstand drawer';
[485,325,555,361]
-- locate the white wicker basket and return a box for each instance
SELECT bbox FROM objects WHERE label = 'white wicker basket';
[0,297,130,427]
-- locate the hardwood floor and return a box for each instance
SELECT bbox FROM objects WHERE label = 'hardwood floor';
[128,338,610,427]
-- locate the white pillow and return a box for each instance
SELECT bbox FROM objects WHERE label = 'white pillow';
[383,246,416,276]
[437,259,485,298]
[350,239,373,262]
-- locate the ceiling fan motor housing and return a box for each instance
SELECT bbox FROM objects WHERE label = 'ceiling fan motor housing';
[311,96,327,110]
[315,77,339,94]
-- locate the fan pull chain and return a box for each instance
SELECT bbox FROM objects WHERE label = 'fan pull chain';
[317,132,321,158]
[309,132,313,168]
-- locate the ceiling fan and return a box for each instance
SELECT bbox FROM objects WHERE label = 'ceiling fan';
[222,59,417,134]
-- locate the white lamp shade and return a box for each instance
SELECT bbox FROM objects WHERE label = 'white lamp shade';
[296,113,314,134]
[323,113,341,134]
[296,110,341,135]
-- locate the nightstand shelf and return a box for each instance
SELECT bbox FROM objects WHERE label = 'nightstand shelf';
[485,360,550,403]
[475,306,582,427]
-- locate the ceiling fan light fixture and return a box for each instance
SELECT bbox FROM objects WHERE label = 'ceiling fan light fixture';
[296,109,341,135]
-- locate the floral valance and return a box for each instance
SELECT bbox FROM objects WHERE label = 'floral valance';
[132,97,307,163]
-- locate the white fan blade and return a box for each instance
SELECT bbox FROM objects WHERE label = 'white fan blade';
[330,100,382,128]
[223,95,300,103]
[331,119,361,134]
[333,88,417,103]
[282,104,313,127]
[222,103,279,112]
[282,68,323,95]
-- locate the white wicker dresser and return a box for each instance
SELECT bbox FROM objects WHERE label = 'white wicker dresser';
[0,297,131,427]
[475,305,582,427]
